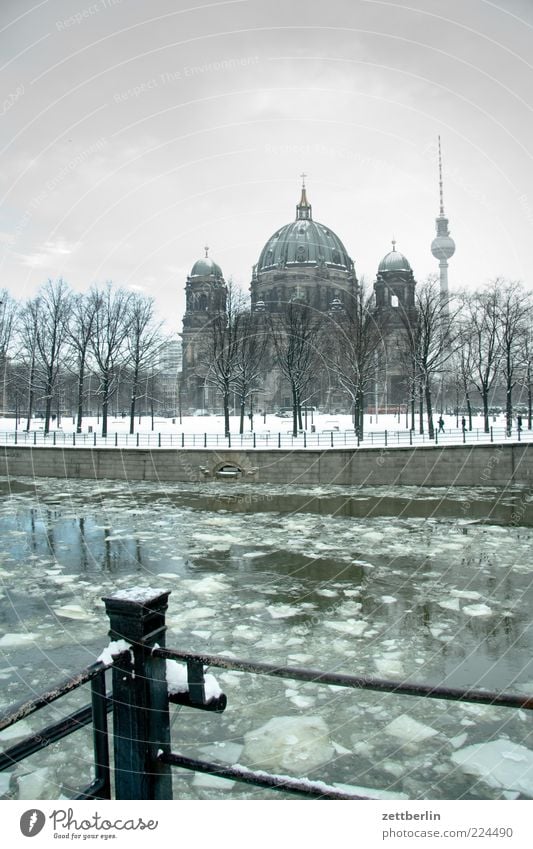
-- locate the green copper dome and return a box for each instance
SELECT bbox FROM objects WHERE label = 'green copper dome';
[378,245,412,273]
[256,184,353,274]
[190,256,223,278]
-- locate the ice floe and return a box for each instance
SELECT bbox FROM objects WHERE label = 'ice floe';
[0,632,37,648]
[384,714,439,743]
[462,603,493,617]
[451,739,533,797]
[242,716,333,773]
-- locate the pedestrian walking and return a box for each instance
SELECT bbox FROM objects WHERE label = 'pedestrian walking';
[438,416,445,433]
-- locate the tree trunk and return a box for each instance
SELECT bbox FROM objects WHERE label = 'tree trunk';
[129,365,139,435]
[418,391,424,435]
[359,390,365,440]
[482,389,489,433]
[353,397,359,437]
[26,356,35,432]
[101,374,109,437]
[44,377,53,435]
[292,384,298,437]
[466,394,473,431]
[425,380,434,439]
[239,398,245,435]
[76,356,86,434]
[223,389,230,437]
[505,352,513,437]
[527,363,532,430]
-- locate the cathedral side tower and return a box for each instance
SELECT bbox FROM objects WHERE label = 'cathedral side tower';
[181,248,227,410]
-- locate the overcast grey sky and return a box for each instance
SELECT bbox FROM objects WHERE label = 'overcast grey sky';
[1,0,532,330]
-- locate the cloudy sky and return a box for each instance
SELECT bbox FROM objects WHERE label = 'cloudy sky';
[1,0,532,331]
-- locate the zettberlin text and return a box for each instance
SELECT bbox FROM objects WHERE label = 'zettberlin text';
[382,811,440,821]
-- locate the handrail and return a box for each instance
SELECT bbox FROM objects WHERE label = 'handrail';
[0,660,109,733]
[154,647,533,710]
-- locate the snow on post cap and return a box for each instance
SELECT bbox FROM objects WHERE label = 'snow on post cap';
[106,586,169,604]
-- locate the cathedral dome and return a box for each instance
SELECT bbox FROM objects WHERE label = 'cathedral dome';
[378,243,412,273]
[190,252,223,278]
[256,184,353,274]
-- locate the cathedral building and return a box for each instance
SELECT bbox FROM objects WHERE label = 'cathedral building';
[180,168,452,414]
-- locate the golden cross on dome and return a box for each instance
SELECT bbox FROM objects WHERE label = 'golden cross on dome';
[300,172,307,188]
[204,245,209,258]
[391,238,396,251]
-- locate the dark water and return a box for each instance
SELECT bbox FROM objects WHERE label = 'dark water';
[1,476,533,800]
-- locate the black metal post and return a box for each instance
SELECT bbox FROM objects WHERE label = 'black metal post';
[102,589,173,799]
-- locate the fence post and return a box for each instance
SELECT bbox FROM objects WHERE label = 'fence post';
[102,589,173,800]
[384,430,388,447]
[490,426,493,443]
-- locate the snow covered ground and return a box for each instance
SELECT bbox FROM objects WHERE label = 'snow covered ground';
[1,477,533,800]
[0,411,529,450]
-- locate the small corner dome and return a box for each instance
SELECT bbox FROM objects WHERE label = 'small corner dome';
[378,247,412,274]
[190,257,223,278]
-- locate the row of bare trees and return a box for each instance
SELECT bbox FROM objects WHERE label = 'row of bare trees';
[1,280,166,436]
[197,276,533,439]
[1,275,531,441]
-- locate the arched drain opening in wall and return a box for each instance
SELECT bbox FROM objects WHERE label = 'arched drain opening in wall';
[215,463,242,480]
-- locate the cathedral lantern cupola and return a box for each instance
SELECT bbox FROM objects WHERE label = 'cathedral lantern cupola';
[296,173,312,220]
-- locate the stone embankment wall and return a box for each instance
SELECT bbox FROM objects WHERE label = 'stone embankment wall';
[0,443,530,486]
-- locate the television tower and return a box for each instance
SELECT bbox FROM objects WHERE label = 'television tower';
[431,136,455,306]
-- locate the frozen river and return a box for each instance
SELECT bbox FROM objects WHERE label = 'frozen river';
[1,476,533,800]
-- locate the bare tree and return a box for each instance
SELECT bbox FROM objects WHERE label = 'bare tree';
[124,293,164,434]
[451,305,478,431]
[0,291,16,414]
[200,279,245,436]
[18,298,41,431]
[519,323,533,430]
[30,280,73,435]
[465,284,503,433]
[497,280,530,435]
[89,284,132,437]
[233,309,267,434]
[67,292,99,433]
[270,299,323,437]
[400,276,457,439]
[326,281,385,439]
